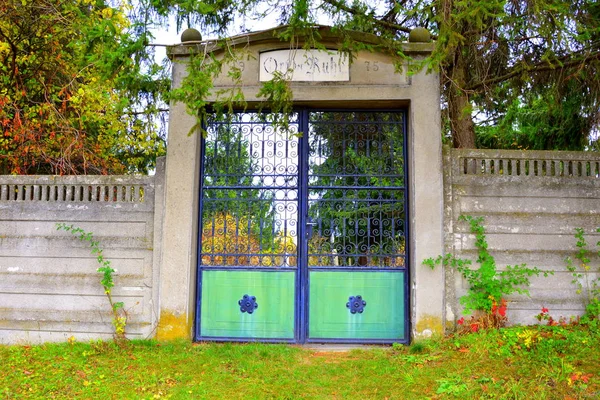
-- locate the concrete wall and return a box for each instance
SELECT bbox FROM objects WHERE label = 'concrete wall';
[2,145,600,343]
[444,148,600,326]
[0,158,165,343]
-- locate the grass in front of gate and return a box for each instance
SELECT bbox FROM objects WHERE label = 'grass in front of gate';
[1,325,599,399]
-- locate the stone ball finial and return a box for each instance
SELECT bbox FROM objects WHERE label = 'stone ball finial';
[409,27,431,43]
[181,28,202,43]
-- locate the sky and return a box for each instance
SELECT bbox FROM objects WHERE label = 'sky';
[149,10,284,64]
[148,7,335,64]
[150,23,180,64]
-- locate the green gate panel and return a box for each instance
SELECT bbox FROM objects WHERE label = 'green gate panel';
[200,270,295,339]
[308,271,405,340]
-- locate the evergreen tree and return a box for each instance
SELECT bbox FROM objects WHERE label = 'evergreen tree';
[143,0,600,150]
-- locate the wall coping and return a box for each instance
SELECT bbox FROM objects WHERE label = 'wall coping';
[450,148,600,160]
[0,167,160,204]
[167,25,434,59]
[0,175,153,185]
[448,148,600,179]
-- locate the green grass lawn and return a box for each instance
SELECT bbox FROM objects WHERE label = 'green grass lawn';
[1,325,599,399]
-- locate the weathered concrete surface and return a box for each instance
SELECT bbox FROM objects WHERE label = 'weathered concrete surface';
[444,148,600,328]
[0,159,165,343]
[408,50,444,338]
[1,145,599,342]
[156,58,201,340]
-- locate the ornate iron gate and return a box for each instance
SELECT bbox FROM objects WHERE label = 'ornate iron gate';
[196,110,409,343]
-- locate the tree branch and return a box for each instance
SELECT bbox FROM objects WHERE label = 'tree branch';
[321,0,437,39]
[468,49,600,91]
[126,109,169,115]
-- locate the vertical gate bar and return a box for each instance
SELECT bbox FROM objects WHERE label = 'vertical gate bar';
[194,116,208,341]
[297,109,309,344]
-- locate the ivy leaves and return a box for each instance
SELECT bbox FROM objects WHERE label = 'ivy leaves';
[424,216,547,315]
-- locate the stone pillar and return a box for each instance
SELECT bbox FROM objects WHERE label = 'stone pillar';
[157,30,203,339]
[408,58,445,337]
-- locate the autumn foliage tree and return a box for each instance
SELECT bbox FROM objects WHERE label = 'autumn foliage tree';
[0,0,167,175]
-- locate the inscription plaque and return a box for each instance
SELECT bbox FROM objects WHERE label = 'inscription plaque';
[259,49,350,82]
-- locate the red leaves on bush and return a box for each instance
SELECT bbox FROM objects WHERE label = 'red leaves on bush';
[491,298,507,317]
[457,298,508,333]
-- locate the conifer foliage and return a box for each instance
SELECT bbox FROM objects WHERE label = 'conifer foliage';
[2,0,599,175]
[148,0,600,150]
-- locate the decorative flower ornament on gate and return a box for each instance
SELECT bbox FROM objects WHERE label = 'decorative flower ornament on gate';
[238,294,258,314]
[346,295,366,314]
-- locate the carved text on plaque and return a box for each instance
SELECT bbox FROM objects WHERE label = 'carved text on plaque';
[259,49,349,82]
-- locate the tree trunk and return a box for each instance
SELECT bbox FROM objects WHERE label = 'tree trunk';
[448,52,476,148]
[438,0,477,149]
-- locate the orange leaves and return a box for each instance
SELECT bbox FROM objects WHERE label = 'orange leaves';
[491,298,507,318]
[13,112,22,128]
[457,298,508,333]
[0,73,128,174]
[0,0,161,175]
[568,373,592,386]
[0,104,125,175]
[201,213,264,266]
[201,213,294,267]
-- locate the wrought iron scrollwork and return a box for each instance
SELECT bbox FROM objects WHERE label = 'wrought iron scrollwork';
[307,111,407,268]
[200,112,299,268]
[199,111,407,269]
[346,295,366,314]
[238,294,258,314]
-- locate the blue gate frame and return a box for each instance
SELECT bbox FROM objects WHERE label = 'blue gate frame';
[195,109,410,344]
